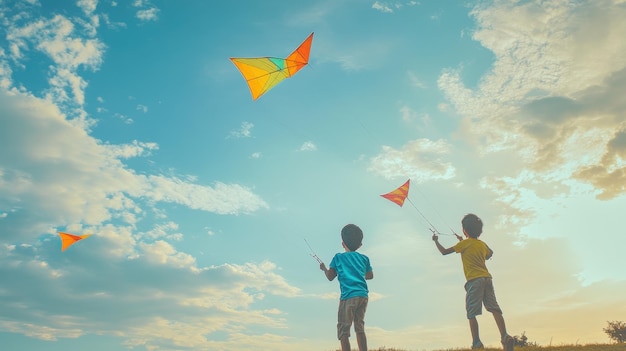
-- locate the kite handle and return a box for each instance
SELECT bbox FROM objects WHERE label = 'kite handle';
[304,238,323,264]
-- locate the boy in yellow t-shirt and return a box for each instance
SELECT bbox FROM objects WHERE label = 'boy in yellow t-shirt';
[432,213,514,351]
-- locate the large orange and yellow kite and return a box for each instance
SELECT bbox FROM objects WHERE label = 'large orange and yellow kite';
[230,32,314,100]
[58,232,91,252]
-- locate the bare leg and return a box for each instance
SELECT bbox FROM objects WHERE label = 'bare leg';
[492,312,514,351]
[469,317,482,347]
[356,332,368,351]
[492,311,507,338]
[339,336,351,351]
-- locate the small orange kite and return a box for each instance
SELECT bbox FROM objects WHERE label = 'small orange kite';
[380,179,410,207]
[58,232,91,252]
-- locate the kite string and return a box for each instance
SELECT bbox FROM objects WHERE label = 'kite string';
[304,238,323,264]
[405,197,451,236]
[410,185,459,236]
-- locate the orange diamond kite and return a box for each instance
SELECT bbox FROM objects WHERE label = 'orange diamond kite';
[380,179,410,207]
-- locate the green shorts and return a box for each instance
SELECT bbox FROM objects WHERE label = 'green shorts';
[464,277,502,319]
[337,296,368,339]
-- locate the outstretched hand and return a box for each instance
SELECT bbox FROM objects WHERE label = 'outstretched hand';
[431,233,438,242]
[319,262,327,272]
[454,233,463,241]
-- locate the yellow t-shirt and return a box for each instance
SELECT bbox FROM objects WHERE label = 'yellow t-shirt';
[454,238,492,281]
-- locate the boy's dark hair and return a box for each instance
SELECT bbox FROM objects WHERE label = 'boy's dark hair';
[341,224,363,251]
[462,213,483,238]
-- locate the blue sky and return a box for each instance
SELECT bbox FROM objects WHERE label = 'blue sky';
[1,0,626,350]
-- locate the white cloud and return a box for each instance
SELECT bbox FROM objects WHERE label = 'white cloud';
[136,7,159,22]
[229,121,254,138]
[139,221,181,241]
[368,138,456,182]
[139,240,196,268]
[101,13,126,30]
[76,0,98,16]
[299,141,317,152]
[372,1,393,13]
[0,89,268,243]
[145,176,268,215]
[431,1,626,240]
[106,140,158,158]
[4,10,105,109]
[113,112,132,123]
[0,237,304,350]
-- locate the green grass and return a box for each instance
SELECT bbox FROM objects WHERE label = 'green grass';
[332,344,624,351]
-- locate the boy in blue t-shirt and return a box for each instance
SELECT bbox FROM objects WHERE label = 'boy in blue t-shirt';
[320,224,373,351]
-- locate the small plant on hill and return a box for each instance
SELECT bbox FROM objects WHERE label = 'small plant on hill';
[513,331,538,347]
[603,320,626,343]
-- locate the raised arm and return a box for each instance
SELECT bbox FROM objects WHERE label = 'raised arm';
[432,234,455,255]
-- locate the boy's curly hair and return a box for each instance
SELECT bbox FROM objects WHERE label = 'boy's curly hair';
[341,224,363,251]
[462,213,483,238]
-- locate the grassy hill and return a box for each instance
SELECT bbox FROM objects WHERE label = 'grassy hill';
[332,344,625,351]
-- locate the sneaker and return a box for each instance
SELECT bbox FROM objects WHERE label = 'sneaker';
[502,335,514,351]
[471,341,484,349]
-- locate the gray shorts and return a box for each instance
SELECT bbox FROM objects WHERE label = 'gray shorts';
[464,277,502,319]
[337,296,368,339]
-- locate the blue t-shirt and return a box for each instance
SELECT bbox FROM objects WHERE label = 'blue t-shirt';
[330,251,372,300]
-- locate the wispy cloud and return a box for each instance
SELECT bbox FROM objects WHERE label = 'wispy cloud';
[136,7,159,22]
[229,121,254,138]
[299,141,317,152]
[77,0,98,16]
[4,5,105,119]
[114,112,133,124]
[372,1,418,13]
[133,0,160,22]
[368,138,456,182]
[372,1,394,13]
